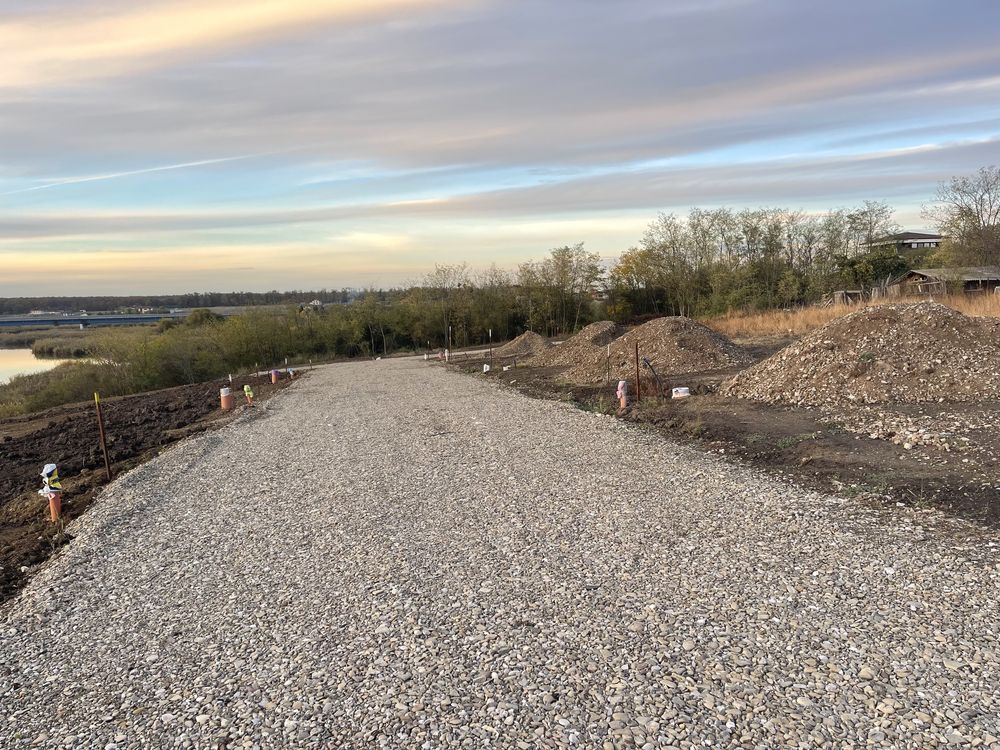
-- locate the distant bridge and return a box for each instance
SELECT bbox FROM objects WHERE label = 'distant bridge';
[0,313,187,328]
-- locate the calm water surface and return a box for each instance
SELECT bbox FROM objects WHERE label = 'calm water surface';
[0,349,74,384]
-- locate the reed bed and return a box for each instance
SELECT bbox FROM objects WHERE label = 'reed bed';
[705,294,1000,339]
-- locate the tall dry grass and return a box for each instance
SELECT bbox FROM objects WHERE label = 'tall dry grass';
[706,294,1000,340]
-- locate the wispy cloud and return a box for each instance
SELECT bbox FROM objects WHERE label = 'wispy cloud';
[0,0,450,88]
[0,152,282,196]
[3,134,999,242]
[1,0,999,294]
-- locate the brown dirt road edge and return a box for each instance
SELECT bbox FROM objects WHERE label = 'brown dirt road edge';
[448,359,999,535]
[0,372,301,604]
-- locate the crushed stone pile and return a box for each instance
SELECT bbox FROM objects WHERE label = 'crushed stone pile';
[561,316,751,383]
[532,321,626,368]
[721,302,1000,406]
[826,403,995,453]
[494,330,549,359]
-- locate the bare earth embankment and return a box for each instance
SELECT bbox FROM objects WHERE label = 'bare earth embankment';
[1,359,997,748]
[0,374,293,602]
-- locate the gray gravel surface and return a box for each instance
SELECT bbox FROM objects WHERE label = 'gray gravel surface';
[1,359,998,749]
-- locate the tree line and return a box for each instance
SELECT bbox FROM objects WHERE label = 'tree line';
[611,165,998,318]
[0,289,359,315]
[2,166,996,415]
[6,166,994,324]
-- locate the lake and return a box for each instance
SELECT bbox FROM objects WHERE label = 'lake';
[0,349,74,385]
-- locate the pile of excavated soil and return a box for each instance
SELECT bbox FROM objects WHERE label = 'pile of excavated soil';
[532,321,625,368]
[721,302,1000,406]
[495,331,549,359]
[561,317,751,383]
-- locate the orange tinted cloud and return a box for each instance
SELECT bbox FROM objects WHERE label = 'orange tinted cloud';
[0,0,450,87]
[0,242,432,291]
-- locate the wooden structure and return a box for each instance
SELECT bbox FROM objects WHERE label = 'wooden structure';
[885,267,1000,297]
[830,290,866,305]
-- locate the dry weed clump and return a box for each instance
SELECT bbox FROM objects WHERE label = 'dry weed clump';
[721,301,1000,406]
[707,294,1000,339]
[561,316,750,384]
[951,293,1000,318]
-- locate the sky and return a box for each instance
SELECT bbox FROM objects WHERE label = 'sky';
[1,0,999,296]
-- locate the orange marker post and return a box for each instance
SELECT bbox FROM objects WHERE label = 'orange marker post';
[616,380,629,410]
[39,464,63,523]
[49,492,62,523]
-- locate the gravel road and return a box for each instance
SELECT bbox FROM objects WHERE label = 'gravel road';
[1,359,998,749]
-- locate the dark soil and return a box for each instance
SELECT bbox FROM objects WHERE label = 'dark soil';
[0,372,297,602]
[450,358,1000,530]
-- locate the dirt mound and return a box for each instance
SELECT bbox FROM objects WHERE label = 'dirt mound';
[495,331,550,359]
[561,317,751,383]
[721,302,1000,405]
[532,321,625,367]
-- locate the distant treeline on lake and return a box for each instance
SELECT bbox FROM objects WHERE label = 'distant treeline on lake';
[0,289,361,315]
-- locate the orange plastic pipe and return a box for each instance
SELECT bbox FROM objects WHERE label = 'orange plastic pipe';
[49,492,62,523]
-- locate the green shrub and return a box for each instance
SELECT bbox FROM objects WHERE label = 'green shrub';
[0,362,123,415]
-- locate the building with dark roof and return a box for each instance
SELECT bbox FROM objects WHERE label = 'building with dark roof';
[868,232,943,252]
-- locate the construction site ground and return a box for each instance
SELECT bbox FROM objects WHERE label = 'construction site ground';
[1,358,997,748]
[455,346,1000,530]
[0,373,294,602]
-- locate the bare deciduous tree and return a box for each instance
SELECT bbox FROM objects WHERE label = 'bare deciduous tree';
[847,200,898,254]
[923,166,1000,265]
